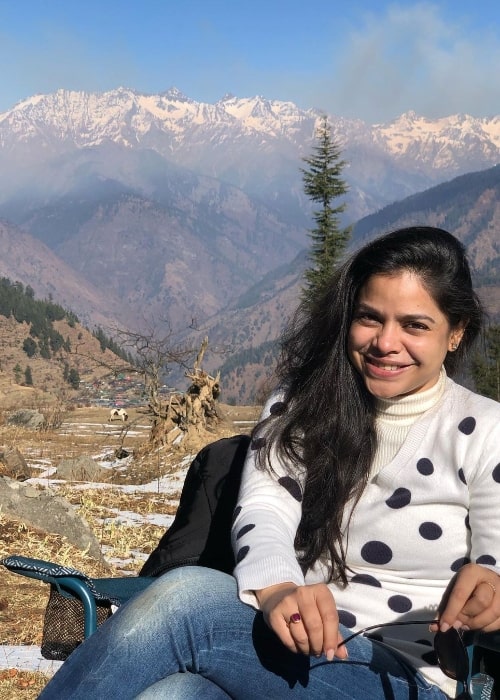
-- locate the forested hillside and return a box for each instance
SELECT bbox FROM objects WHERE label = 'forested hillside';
[0,279,130,405]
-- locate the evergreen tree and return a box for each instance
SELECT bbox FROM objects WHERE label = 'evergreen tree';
[300,114,351,304]
[67,368,80,389]
[24,365,33,386]
[22,336,38,358]
[13,363,22,383]
[471,325,500,401]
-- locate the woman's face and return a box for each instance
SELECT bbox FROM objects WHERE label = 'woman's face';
[347,271,464,399]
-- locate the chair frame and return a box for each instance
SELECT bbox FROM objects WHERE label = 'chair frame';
[2,555,154,639]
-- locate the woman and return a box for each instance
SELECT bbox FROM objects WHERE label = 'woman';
[40,227,500,699]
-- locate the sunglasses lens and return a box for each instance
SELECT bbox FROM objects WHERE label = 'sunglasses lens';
[434,628,468,681]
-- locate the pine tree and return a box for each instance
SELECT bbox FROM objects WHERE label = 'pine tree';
[301,114,351,304]
[13,363,22,383]
[68,368,80,389]
[24,365,33,386]
[471,325,500,401]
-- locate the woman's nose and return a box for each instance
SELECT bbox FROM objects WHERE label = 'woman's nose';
[373,324,401,353]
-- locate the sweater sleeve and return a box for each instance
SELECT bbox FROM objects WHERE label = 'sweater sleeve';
[464,396,500,574]
[231,392,306,608]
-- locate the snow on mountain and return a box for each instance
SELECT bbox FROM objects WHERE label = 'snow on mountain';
[0,88,316,149]
[373,111,500,171]
[3,88,499,175]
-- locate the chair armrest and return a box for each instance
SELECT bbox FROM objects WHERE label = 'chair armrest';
[2,555,157,638]
[2,555,101,636]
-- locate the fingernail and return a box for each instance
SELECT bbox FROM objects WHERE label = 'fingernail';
[440,622,450,632]
[429,624,438,633]
[326,648,335,661]
[453,620,463,630]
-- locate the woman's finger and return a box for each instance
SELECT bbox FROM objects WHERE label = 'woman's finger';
[294,587,332,657]
[286,612,313,655]
[315,585,344,660]
[460,581,496,618]
[439,566,497,628]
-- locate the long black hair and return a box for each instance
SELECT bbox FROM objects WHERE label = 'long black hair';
[256,226,484,584]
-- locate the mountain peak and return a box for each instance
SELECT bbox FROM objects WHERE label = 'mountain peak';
[161,87,191,102]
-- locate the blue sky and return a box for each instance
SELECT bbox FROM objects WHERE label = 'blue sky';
[1,0,499,122]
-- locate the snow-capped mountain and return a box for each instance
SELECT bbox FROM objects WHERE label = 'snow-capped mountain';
[0,87,498,345]
[1,88,500,213]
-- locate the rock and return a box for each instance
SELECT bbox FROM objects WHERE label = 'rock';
[0,446,30,480]
[0,476,105,560]
[6,409,45,430]
[114,448,129,459]
[55,455,110,481]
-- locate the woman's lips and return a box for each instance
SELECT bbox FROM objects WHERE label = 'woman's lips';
[364,357,411,377]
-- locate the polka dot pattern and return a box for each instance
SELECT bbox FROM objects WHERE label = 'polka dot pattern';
[493,464,500,483]
[350,574,382,588]
[385,488,411,509]
[418,522,442,540]
[476,554,497,566]
[232,505,242,524]
[387,595,412,613]
[269,401,286,415]
[236,524,255,540]
[451,557,471,572]
[458,417,476,435]
[416,458,434,476]
[251,437,266,450]
[458,468,466,485]
[337,610,357,629]
[236,546,250,563]
[278,476,302,502]
[361,541,393,565]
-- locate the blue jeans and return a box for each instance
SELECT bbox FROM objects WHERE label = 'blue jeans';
[39,567,449,699]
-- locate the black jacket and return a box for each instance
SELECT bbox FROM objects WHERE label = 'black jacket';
[139,434,250,578]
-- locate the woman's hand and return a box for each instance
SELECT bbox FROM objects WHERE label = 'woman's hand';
[255,581,347,661]
[432,564,500,633]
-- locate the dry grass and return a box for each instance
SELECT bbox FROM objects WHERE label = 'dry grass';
[0,669,48,700]
[0,402,260,698]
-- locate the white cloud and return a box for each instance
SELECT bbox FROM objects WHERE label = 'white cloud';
[316,3,500,122]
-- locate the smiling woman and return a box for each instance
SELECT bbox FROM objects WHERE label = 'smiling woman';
[38,228,500,700]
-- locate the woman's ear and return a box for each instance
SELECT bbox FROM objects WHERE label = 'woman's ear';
[448,323,467,352]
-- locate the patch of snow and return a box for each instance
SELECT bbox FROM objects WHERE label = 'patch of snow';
[100,509,175,528]
[0,646,63,675]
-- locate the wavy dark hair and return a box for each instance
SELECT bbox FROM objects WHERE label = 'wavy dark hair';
[255,226,484,584]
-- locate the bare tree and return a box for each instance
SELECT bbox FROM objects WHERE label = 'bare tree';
[113,323,191,443]
[115,325,222,446]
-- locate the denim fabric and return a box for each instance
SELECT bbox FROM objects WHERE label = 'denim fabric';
[39,567,449,700]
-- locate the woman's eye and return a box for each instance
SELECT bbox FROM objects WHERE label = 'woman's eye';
[407,322,428,331]
[356,313,379,324]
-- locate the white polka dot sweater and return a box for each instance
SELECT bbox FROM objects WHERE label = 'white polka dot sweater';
[232,377,500,694]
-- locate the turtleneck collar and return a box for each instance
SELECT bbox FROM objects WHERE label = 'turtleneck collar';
[375,367,447,426]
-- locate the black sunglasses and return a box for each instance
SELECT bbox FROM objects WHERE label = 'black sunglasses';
[338,619,472,700]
